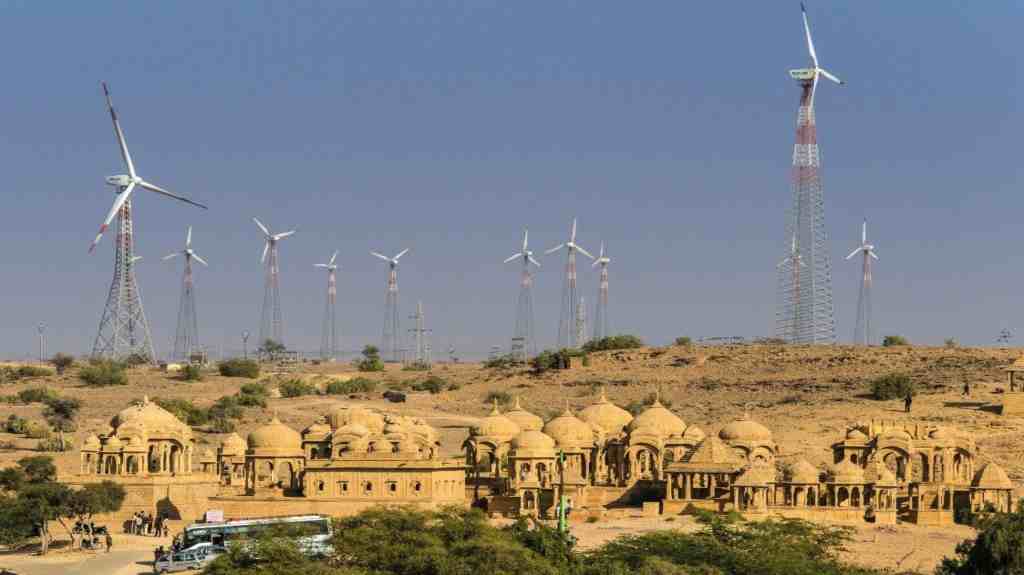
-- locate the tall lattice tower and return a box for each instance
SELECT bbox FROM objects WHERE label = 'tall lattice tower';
[546,218,594,349]
[592,242,611,340]
[775,4,843,344]
[504,229,539,361]
[164,227,208,361]
[372,249,410,362]
[88,83,207,362]
[845,220,878,345]
[253,218,295,348]
[93,198,156,362]
[315,251,339,361]
[407,301,432,367]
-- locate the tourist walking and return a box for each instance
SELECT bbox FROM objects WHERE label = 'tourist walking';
[962,379,971,397]
[904,392,913,413]
[105,532,112,553]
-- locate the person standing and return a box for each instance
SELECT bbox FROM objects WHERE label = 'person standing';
[904,391,913,413]
[105,532,112,553]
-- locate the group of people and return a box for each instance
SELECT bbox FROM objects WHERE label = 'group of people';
[72,520,112,552]
[125,511,170,538]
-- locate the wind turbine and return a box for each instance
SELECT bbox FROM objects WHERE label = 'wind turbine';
[314,251,340,362]
[777,234,806,344]
[504,229,540,361]
[789,3,844,111]
[592,242,611,340]
[371,248,411,362]
[89,82,207,363]
[546,218,594,348]
[253,218,295,348]
[163,226,207,361]
[846,220,878,346]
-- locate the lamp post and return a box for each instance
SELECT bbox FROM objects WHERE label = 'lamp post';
[557,448,567,534]
[242,331,251,360]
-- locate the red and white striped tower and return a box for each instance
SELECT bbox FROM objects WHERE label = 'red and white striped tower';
[546,218,594,349]
[316,251,339,361]
[592,242,610,341]
[372,249,410,363]
[505,229,539,361]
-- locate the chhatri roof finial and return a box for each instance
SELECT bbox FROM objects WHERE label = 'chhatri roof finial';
[563,399,573,415]
[652,388,663,407]
[513,396,522,410]
[598,386,608,403]
[271,409,281,424]
[490,398,501,415]
[142,395,149,405]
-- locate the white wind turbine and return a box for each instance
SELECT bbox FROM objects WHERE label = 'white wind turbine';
[592,242,611,340]
[505,229,540,361]
[846,220,879,346]
[371,248,411,362]
[315,251,340,361]
[253,218,295,347]
[163,226,207,361]
[89,83,208,253]
[546,218,594,348]
[789,3,845,111]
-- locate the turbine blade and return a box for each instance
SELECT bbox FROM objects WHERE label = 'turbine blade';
[528,256,541,268]
[274,230,296,240]
[870,251,879,260]
[89,181,136,253]
[102,82,136,179]
[819,68,843,85]
[862,219,867,244]
[162,252,179,261]
[801,3,818,68]
[592,259,600,268]
[261,241,269,263]
[186,226,192,248]
[253,217,270,236]
[192,253,209,266]
[138,180,208,210]
[314,263,329,268]
[544,244,564,255]
[809,72,819,111]
[846,247,860,260]
[599,241,605,259]
[504,253,522,264]
[329,251,338,266]
[394,248,410,260]
[523,228,529,252]
[576,246,595,260]
[571,218,577,243]
[370,251,391,262]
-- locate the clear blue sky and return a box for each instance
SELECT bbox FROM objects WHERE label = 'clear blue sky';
[0,2,1020,359]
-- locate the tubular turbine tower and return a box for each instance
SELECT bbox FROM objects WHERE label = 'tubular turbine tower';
[503,229,540,361]
[592,242,611,341]
[163,227,208,361]
[846,220,879,346]
[88,82,207,362]
[546,218,594,349]
[776,4,844,344]
[314,251,340,362]
[253,218,295,348]
[371,248,410,362]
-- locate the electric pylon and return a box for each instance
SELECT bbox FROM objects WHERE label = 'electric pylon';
[92,198,157,362]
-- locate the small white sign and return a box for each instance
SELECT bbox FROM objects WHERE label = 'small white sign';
[205,510,224,523]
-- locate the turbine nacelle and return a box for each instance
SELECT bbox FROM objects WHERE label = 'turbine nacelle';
[789,68,817,81]
[106,174,133,188]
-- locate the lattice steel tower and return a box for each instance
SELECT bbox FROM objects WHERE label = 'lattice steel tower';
[845,220,878,346]
[372,249,410,362]
[504,229,540,361]
[315,251,339,361]
[407,301,432,367]
[775,4,843,344]
[253,218,295,348]
[88,82,207,362]
[592,242,611,340]
[93,198,156,362]
[546,218,594,349]
[164,227,208,361]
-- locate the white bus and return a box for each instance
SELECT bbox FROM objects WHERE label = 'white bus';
[179,514,333,556]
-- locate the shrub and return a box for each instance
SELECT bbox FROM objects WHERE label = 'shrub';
[484,354,520,369]
[15,366,52,378]
[154,398,210,426]
[356,345,385,372]
[24,421,50,439]
[278,378,317,398]
[411,376,446,394]
[484,391,512,406]
[79,360,127,387]
[938,501,1024,574]
[674,336,693,347]
[15,387,59,404]
[447,382,461,392]
[50,353,75,375]
[531,348,587,374]
[325,377,377,395]
[871,373,915,400]
[37,436,73,453]
[5,415,28,434]
[882,335,909,347]
[402,361,430,372]
[582,335,644,353]
[42,397,80,432]
[945,338,959,349]
[179,364,203,382]
[218,358,260,379]
[236,383,269,407]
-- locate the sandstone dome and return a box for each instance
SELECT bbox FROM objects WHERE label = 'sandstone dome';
[330,406,385,434]
[579,390,633,435]
[220,432,246,455]
[83,434,101,449]
[973,462,1012,489]
[113,396,190,435]
[511,429,557,457]
[789,459,820,484]
[719,417,772,443]
[334,423,370,437]
[846,428,868,441]
[247,415,302,452]
[543,407,594,447]
[471,404,521,442]
[830,460,865,483]
[103,435,124,450]
[683,425,706,442]
[504,397,544,432]
[627,399,686,437]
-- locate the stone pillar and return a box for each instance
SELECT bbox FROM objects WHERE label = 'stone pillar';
[710,475,717,499]
[685,474,692,500]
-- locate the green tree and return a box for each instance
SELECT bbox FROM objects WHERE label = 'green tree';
[50,353,75,375]
[881,335,909,347]
[582,335,644,353]
[356,345,384,372]
[938,500,1024,574]
[18,455,57,484]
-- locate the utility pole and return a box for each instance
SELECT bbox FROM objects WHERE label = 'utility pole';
[37,323,46,365]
